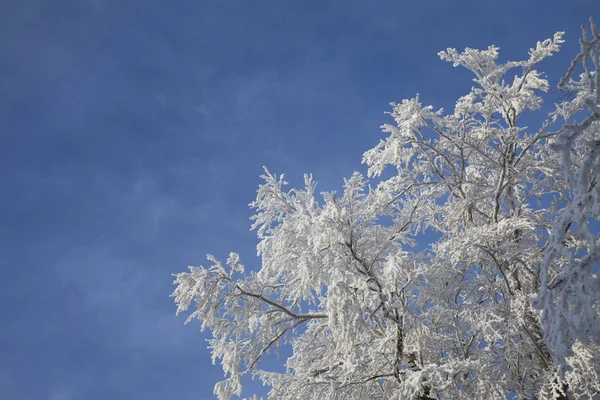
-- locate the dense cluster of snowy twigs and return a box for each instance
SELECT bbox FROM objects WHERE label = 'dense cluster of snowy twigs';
[172,19,600,399]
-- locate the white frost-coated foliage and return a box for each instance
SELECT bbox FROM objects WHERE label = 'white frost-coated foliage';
[533,20,600,369]
[173,20,599,400]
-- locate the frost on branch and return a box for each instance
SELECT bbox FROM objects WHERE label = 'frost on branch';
[173,22,599,400]
[534,18,600,370]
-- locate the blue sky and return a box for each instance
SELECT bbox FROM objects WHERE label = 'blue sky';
[1,1,598,399]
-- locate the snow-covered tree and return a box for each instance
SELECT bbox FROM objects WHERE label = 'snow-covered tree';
[172,19,600,400]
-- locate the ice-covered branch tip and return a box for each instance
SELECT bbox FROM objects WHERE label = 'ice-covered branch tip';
[559,17,600,93]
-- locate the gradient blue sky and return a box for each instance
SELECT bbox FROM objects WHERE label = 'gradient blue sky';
[1,1,598,399]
